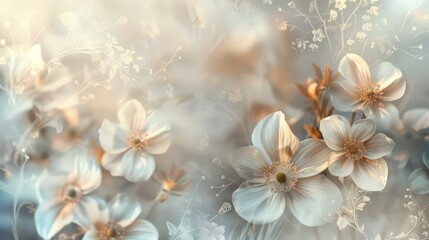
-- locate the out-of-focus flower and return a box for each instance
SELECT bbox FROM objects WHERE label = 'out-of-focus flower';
[153,165,192,203]
[75,194,158,240]
[34,150,101,239]
[320,115,394,191]
[335,0,347,11]
[390,108,429,168]
[329,10,338,22]
[336,206,354,230]
[329,54,406,125]
[230,111,342,225]
[198,221,225,240]
[408,152,429,194]
[98,99,171,182]
[312,28,326,42]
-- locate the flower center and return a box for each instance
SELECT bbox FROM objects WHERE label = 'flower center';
[97,223,125,240]
[263,161,298,193]
[343,139,365,161]
[128,133,148,150]
[359,83,383,105]
[60,183,82,202]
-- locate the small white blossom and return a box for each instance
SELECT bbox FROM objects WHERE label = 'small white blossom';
[312,28,326,42]
[335,0,347,11]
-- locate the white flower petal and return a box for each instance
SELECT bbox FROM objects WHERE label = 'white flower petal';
[72,151,101,194]
[37,171,66,202]
[363,103,399,127]
[351,158,388,191]
[403,108,429,132]
[108,194,141,227]
[229,146,269,180]
[118,99,146,132]
[74,197,104,231]
[143,112,172,155]
[328,153,354,177]
[408,168,429,195]
[232,181,285,224]
[292,139,331,178]
[329,81,361,112]
[320,115,351,151]
[251,111,299,163]
[364,133,395,159]
[125,219,159,240]
[373,62,404,101]
[351,119,376,142]
[102,153,125,176]
[338,53,371,87]
[35,200,73,239]
[123,150,156,182]
[287,174,343,226]
[98,119,129,154]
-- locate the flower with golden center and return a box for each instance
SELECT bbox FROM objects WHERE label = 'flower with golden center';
[320,115,395,191]
[230,111,343,226]
[98,99,171,182]
[35,150,101,239]
[329,54,406,126]
[153,166,192,203]
[75,194,158,240]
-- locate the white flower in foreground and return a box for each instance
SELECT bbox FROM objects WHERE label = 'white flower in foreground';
[75,194,158,240]
[198,221,225,240]
[35,150,101,239]
[320,115,395,191]
[409,152,429,195]
[98,99,171,182]
[230,111,343,226]
[329,54,406,125]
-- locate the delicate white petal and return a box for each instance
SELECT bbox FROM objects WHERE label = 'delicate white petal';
[74,197,104,231]
[102,153,125,176]
[108,194,142,227]
[123,150,156,182]
[338,53,371,87]
[142,112,171,155]
[329,81,361,112]
[229,146,268,180]
[363,103,399,127]
[35,200,73,239]
[373,62,404,101]
[403,108,429,132]
[118,99,146,132]
[37,171,66,202]
[409,168,429,195]
[292,139,331,178]
[351,119,376,142]
[251,111,299,163]
[319,115,350,151]
[72,151,101,194]
[98,119,129,154]
[125,220,159,240]
[364,133,395,159]
[287,174,343,226]
[232,181,285,224]
[328,153,354,177]
[351,158,388,191]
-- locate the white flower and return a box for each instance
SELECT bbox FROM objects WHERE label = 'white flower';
[362,22,372,32]
[98,99,171,182]
[34,150,101,239]
[347,39,355,46]
[335,0,347,11]
[329,10,338,22]
[320,115,395,191]
[336,206,354,230]
[198,221,225,240]
[329,54,406,125]
[356,32,367,39]
[367,6,379,16]
[312,28,326,42]
[75,194,158,240]
[230,111,343,225]
[409,152,429,194]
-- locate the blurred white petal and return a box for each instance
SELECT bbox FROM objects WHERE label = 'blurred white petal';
[125,220,159,240]
[108,194,141,227]
[351,158,388,191]
[229,146,268,180]
[409,168,429,195]
[118,99,147,132]
[35,200,73,239]
[98,119,129,154]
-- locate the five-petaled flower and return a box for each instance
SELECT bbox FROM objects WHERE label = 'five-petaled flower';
[230,111,343,225]
[320,115,395,191]
[75,193,159,240]
[329,54,406,125]
[35,150,101,239]
[98,99,171,182]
